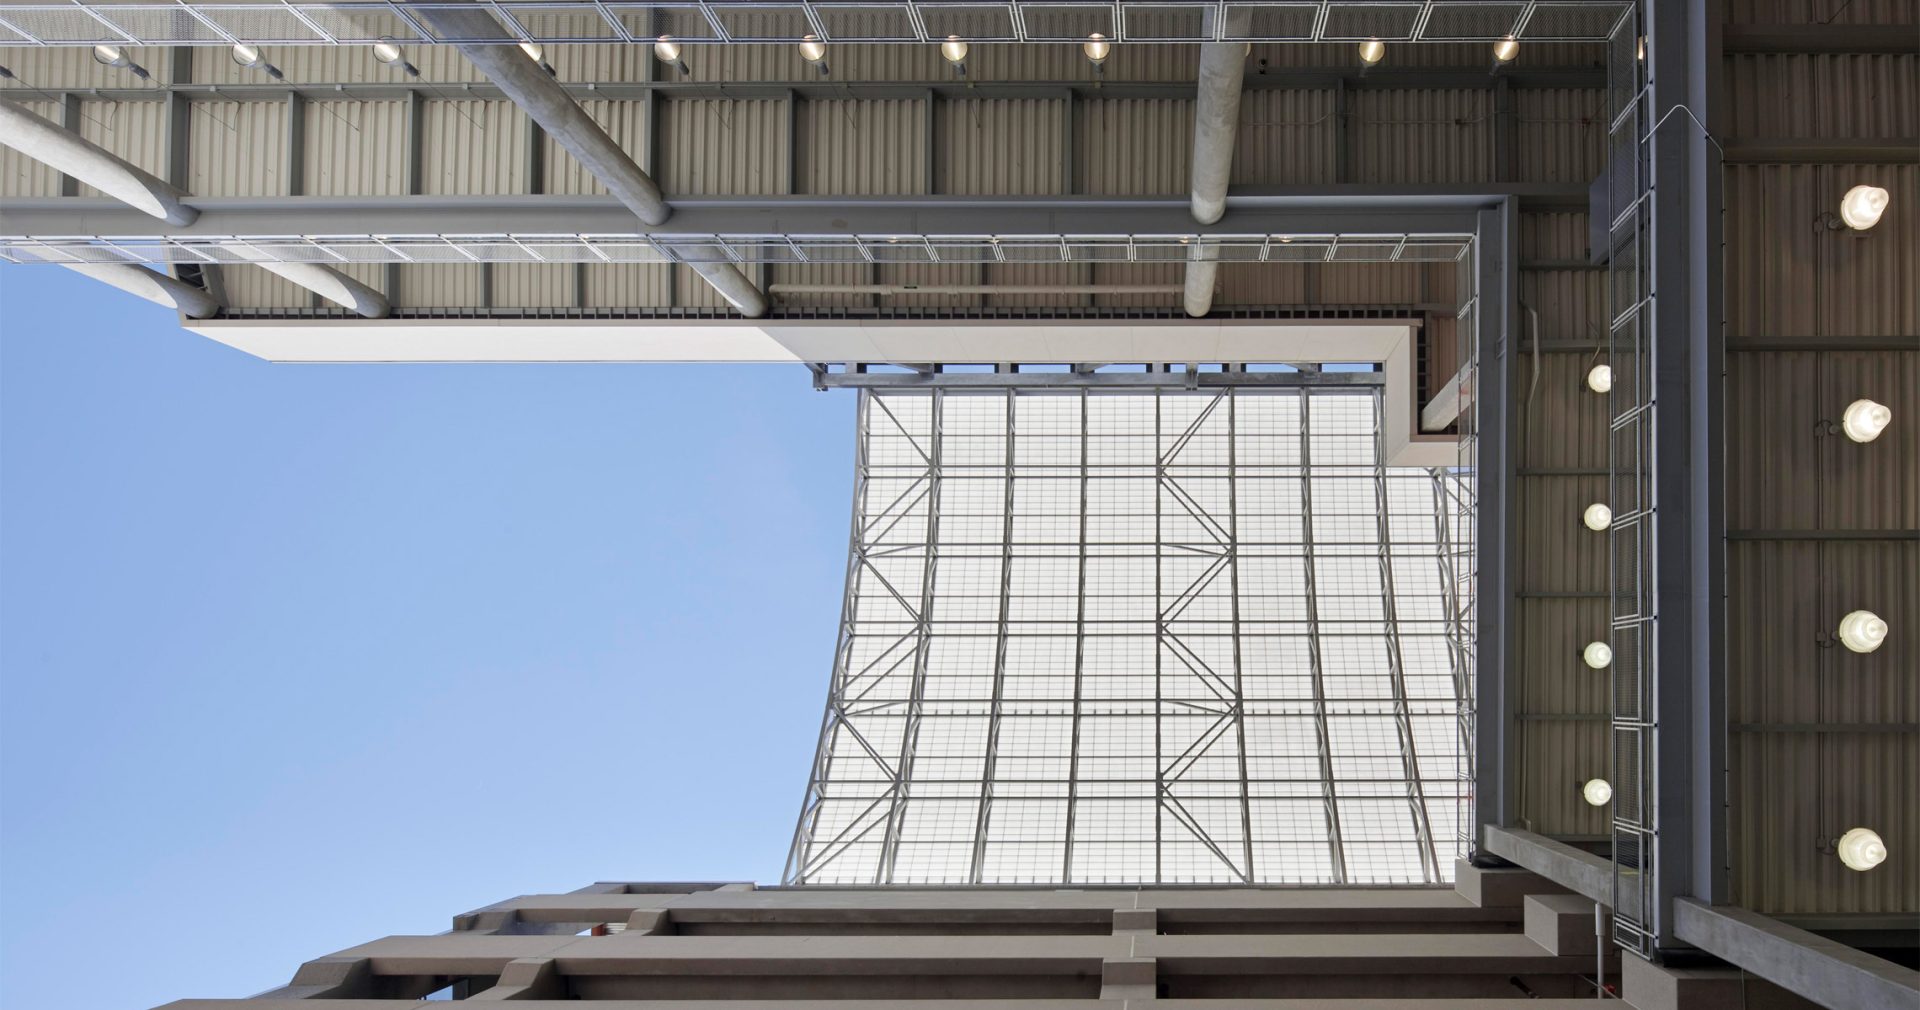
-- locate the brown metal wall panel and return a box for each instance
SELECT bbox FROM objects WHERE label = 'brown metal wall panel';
[1725,163,1919,341]
[1519,211,1590,261]
[1231,89,1337,186]
[1725,54,1920,141]
[1515,475,1609,594]
[582,264,671,308]
[1514,352,1609,472]
[300,99,407,195]
[1724,0,1917,25]
[936,97,1065,195]
[0,97,63,197]
[658,98,785,195]
[1513,88,1606,184]
[1092,262,1183,308]
[983,261,1078,307]
[1349,88,1492,184]
[186,99,288,196]
[1727,351,1825,531]
[1515,719,1611,838]
[1217,262,1308,305]
[1518,270,1604,346]
[1077,98,1191,195]
[73,97,166,198]
[545,98,647,196]
[796,97,926,195]
[1517,599,1611,717]
[420,99,528,195]
[1820,351,1920,529]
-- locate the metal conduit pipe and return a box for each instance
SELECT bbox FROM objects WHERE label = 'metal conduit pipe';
[770,284,1184,296]
[0,98,198,225]
[1183,42,1248,317]
[60,262,219,318]
[414,9,766,318]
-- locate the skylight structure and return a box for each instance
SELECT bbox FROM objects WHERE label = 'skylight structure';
[786,386,1472,886]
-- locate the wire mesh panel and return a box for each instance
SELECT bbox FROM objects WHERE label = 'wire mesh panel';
[1604,6,1655,958]
[785,386,1472,886]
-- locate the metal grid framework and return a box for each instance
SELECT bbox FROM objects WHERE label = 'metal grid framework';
[1603,6,1654,958]
[0,231,1475,267]
[0,2,1634,47]
[786,386,1473,886]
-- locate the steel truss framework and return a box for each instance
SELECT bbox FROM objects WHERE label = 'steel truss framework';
[0,2,1633,48]
[0,231,1473,268]
[786,385,1473,886]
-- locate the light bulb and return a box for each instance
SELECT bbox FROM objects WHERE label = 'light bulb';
[92,44,128,68]
[1493,36,1520,63]
[654,37,682,62]
[1583,779,1612,806]
[1583,642,1613,670]
[799,34,827,64]
[941,36,969,64]
[1636,36,1646,62]
[1587,363,1612,393]
[1358,39,1385,66]
[518,40,544,61]
[1083,33,1111,64]
[1839,185,1890,230]
[1838,827,1887,871]
[231,43,263,68]
[1841,398,1891,443]
[1583,503,1612,531]
[1837,610,1888,653]
[371,41,404,65]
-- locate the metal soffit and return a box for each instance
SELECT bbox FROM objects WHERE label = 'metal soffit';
[0,2,1635,47]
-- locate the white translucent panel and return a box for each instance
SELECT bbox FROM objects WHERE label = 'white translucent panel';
[791,388,1472,886]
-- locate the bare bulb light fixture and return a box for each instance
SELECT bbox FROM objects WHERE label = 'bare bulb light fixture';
[1583,642,1613,670]
[1837,610,1888,653]
[799,34,829,77]
[1084,33,1112,74]
[654,37,688,76]
[1838,827,1888,871]
[941,36,970,78]
[371,40,419,78]
[1842,398,1892,442]
[518,40,556,77]
[1358,39,1385,67]
[1582,779,1613,807]
[1583,503,1612,531]
[230,43,283,80]
[92,44,150,80]
[1838,185,1890,230]
[1493,36,1520,63]
[1587,363,1613,393]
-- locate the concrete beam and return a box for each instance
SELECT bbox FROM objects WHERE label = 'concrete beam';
[0,98,198,225]
[1672,899,1920,1010]
[468,958,564,1001]
[1183,42,1248,318]
[1453,857,1570,909]
[1482,826,1631,918]
[60,263,218,318]
[1524,894,1608,957]
[1421,360,1472,432]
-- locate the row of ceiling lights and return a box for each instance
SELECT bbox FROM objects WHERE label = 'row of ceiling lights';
[1572,217,1896,871]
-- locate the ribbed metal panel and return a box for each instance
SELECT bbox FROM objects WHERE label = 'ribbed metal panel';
[420,99,527,194]
[1514,353,1609,471]
[1515,719,1610,838]
[1725,55,1919,141]
[301,99,407,195]
[1077,98,1190,195]
[1218,262,1307,305]
[1517,271,1603,349]
[1513,87,1605,183]
[221,264,308,310]
[192,42,485,87]
[673,264,728,308]
[1516,475,1608,594]
[796,98,925,195]
[1231,89,1336,186]
[0,97,62,196]
[1317,261,1436,304]
[546,98,647,195]
[1724,0,1917,24]
[872,262,980,309]
[936,97,1064,195]
[1517,599,1611,716]
[1349,88,1491,184]
[658,97,785,195]
[73,97,166,198]
[186,99,288,196]
[493,263,573,307]
[582,263,671,308]
[1725,164,1919,340]
[1518,210,1589,260]
[1093,262,1183,308]
[771,262,869,308]
[0,44,170,89]
[397,263,482,308]
[983,261,1078,306]
[1821,352,1920,529]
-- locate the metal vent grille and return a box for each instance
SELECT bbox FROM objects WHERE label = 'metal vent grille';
[1416,2,1526,39]
[0,8,125,42]
[293,5,423,42]
[918,4,1020,40]
[1524,2,1630,39]
[192,7,329,42]
[92,7,230,43]
[710,4,817,39]
[614,5,723,40]
[1226,4,1320,40]
[815,4,919,40]
[1018,3,1116,40]
[1321,3,1423,40]
[505,5,626,40]
[1120,4,1214,42]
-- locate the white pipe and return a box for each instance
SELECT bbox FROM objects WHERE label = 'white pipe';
[60,263,218,318]
[1183,256,1219,318]
[0,98,198,225]
[1184,43,1247,318]
[770,284,1183,296]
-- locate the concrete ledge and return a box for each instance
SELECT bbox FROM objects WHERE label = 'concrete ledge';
[1622,955,1821,1010]
[1099,956,1156,999]
[1453,857,1569,908]
[1523,893,1608,956]
[1673,899,1920,1010]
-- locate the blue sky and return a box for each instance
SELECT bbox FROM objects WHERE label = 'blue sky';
[0,267,854,1009]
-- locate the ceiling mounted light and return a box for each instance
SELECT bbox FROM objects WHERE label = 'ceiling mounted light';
[371,40,418,78]
[1838,827,1888,872]
[1583,503,1612,531]
[1358,39,1385,66]
[654,37,688,76]
[1493,36,1520,63]
[1587,363,1613,393]
[799,34,829,76]
[1583,641,1613,670]
[1841,398,1892,442]
[230,43,283,80]
[941,36,969,65]
[1838,185,1890,230]
[518,40,556,77]
[92,44,150,80]
[1083,33,1111,66]
[1837,610,1888,653]
[1582,779,1612,807]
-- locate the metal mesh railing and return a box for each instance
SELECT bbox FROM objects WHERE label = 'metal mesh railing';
[0,2,1634,47]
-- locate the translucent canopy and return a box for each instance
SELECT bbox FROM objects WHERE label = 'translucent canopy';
[787,387,1473,887]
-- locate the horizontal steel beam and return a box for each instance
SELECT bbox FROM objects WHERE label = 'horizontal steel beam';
[1723,138,1920,164]
[1723,25,1920,55]
[1673,899,1920,1010]
[811,368,1383,389]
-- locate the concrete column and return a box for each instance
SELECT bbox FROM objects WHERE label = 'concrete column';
[0,98,198,225]
[251,261,390,318]
[1183,43,1247,318]
[411,9,765,317]
[60,263,219,318]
